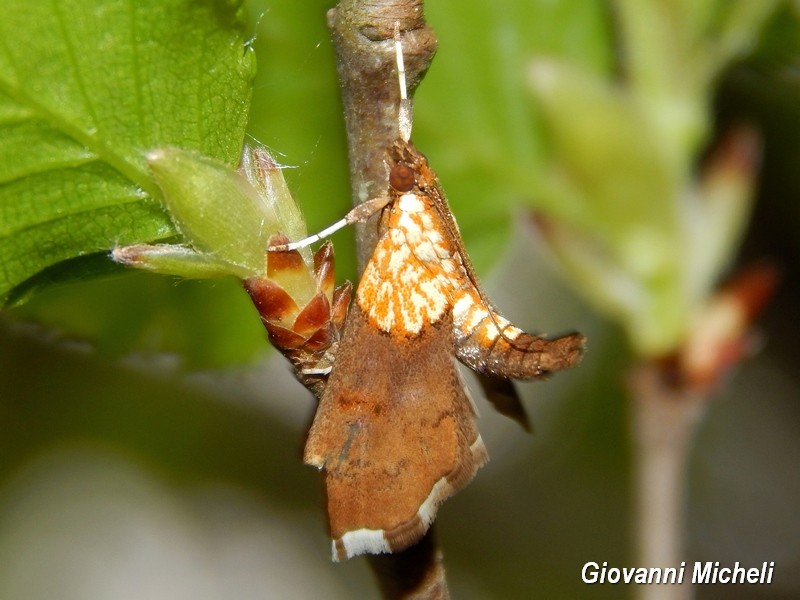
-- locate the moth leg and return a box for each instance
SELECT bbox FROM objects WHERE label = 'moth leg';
[475,373,531,431]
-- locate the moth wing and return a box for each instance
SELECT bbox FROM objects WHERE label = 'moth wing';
[304,305,488,561]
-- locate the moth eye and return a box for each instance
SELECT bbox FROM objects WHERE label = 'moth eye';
[389,164,415,192]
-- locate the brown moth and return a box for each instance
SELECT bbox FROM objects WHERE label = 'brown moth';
[273,30,585,561]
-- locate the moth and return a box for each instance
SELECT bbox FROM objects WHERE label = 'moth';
[273,29,585,561]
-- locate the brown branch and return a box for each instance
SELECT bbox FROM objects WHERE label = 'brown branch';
[327,1,446,598]
[628,262,778,600]
[628,363,704,600]
[367,529,449,600]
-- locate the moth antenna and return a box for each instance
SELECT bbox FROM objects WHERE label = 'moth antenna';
[268,196,392,251]
[394,22,413,142]
[268,219,349,252]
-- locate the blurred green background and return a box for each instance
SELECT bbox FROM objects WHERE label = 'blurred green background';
[2,1,800,598]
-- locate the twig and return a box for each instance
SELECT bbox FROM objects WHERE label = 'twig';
[628,262,778,600]
[628,363,705,600]
[327,1,446,597]
[367,530,449,600]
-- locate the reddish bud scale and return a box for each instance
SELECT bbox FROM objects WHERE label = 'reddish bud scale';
[245,235,351,398]
[679,261,779,391]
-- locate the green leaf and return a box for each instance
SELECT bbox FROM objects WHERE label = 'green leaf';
[414,0,615,272]
[528,60,679,253]
[525,2,774,356]
[0,0,255,303]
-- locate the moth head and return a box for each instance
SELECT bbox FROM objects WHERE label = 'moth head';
[389,163,416,192]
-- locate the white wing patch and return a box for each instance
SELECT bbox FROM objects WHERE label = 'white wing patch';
[357,193,462,335]
[336,529,391,561]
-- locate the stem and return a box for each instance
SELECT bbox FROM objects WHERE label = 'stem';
[629,362,707,600]
[327,1,446,597]
[367,529,449,600]
[628,261,778,600]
